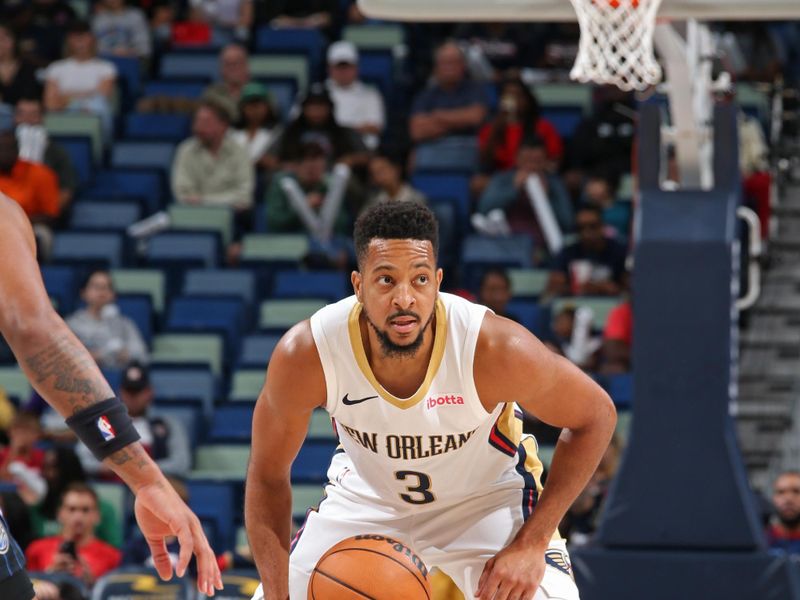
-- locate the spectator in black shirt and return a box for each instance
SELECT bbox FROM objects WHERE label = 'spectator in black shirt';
[0,23,41,108]
[546,204,627,298]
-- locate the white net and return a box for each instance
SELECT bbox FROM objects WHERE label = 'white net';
[569,0,664,91]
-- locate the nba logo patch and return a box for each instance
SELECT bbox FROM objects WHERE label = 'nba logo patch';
[97,416,116,441]
[0,520,9,555]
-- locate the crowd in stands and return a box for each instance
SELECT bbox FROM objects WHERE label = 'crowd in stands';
[0,0,796,596]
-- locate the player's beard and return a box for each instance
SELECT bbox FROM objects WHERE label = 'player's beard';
[364,307,435,359]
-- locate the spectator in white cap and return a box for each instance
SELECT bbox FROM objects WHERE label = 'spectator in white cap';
[325,40,385,150]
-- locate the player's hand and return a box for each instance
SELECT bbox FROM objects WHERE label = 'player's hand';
[134,480,223,596]
[476,541,546,600]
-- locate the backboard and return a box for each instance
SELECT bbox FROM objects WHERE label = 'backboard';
[358,0,800,22]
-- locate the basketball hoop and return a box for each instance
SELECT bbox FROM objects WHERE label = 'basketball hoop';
[569,0,664,91]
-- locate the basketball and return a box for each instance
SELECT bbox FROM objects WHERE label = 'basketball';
[308,534,431,599]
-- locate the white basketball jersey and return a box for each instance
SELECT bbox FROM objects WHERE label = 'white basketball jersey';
[309,292,545,514]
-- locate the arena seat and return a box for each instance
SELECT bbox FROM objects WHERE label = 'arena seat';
[241,234,309,265]
[534,83,592,113]
[41,265,79,315]
[69,201,141,231]
[149,365,217,417]
[541,106,584,139]
[52,136,92,186]
[187,479,236,550]
[259,299,327,333]
[272,270,350,303]
[249,55,309,92]
[124,113,191,141]
[111,269,166,314]
[91,567,193,600]
[91,482,128,548]
[552,296,622,330]
[145,232,220,272]
[166,296,247,355]
[292,442,338,483]
[291,483,326,521]
[102,55,140,109]
[343,24,405,49]
[461,234,534,290]
[505,300,547,338]
[228,369,265,402]
[603,372,634,409]
[115,294,153,347]
[111,141,176,173]
[413,136,479,173]
[142,80,207,99]
[168,204,234,246]
[52,232,124,268]
[83,169,164,215]
[192,444,249,480]
[0,366,32,405]
[207,404,255,442]
[152,403,203,449]
[44,113,103,162]
[151,333,224,376]
[508,268,550,300]
[260,79,298,120]
[307,409,336,440]
[160,53,218,80]
[411,172,471,232]
[236,334,282,368]
[358,51,395,98]
[183,269,257,307]
[254,27,325,76]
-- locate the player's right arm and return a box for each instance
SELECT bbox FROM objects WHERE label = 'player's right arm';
[245,320,327,600]
[0,197,221,595]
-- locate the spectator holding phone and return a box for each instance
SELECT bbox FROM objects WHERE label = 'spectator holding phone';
[25,483,121,587]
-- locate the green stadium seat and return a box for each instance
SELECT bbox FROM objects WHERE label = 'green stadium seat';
[291,483,326,519]
[44,113,104,163]
[552,296,622,329]
[92,482,127,549]
[241,234,309,264]
[343,24,405,49]
[111,269,166,314]
[229,369,266,401]
[307,409,335,439]
[249,55,309,91]
[192,444,250,480]
[168,205,234,246]
[508,269,550,299]
[618,172,635,202]
[151,333,224,375]
[259,300,327,331]
[534,83,592,113]
[0,367,31,403]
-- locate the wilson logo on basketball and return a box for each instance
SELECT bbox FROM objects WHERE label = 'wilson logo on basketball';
[353,534,429,578]
[426,395,464,410]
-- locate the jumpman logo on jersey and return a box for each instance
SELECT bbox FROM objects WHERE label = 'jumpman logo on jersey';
[342,394,379,405]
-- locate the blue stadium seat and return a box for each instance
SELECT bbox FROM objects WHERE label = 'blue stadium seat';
[149,366,216,417]
[83,169,164,215]
[166,296,246,355]
[183,269,256,306]
[358,51,395,98]
[142,80,207,98]
[604,372,633,409]
[237,334,281,368]
[40,265,78,315]
[52,136,92,187]
[254,27,325,75]
[461,235,534,291]
[160,53,218,80]
[52,232,124,268]
[187,481,235,550]
[292,442,338,483]
[116,294,153,346]
[124,113,191,142]
[69,201,141,231]
[259,79,296,120]
[100,368,123,394]
[411,172,471,232]
[152,403,203,449]
[145,232,219,271]
[272,271,349,303]
[541,107,584,139]
[207,404,254,442]
[111,141,176,173]
[413,136,479,173]
[102,55,141,109]
[505,300,546,338]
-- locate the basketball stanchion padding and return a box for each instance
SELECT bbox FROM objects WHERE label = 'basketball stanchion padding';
[309,534,432,599]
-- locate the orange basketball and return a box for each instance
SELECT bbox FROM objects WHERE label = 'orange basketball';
[308,534,432,600]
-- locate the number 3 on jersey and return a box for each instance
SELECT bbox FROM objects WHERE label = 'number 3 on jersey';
[395,470,435,505]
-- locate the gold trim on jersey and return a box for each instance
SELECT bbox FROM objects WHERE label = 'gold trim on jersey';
[519,435,562,542]
[495,403,523,449]
[347,298,447,410]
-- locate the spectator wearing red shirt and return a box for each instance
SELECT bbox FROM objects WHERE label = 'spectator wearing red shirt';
[475,75,563,195]
[601,298,632,374]
[0,411,45,477]
[25,483,121,586]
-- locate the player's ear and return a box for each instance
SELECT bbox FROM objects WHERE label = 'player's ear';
[351,270,363,302]
[436,268,443,290]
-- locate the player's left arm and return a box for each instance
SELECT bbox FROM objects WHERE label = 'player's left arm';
[474,312,617,600]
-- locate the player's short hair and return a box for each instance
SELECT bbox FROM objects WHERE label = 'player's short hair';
[353,201,439,268]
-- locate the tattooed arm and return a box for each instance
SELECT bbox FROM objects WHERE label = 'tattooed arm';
[0,196,222,595]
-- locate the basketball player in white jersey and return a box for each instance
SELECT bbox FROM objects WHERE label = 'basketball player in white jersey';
[246,201,617,600]
[0,195,222,599]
